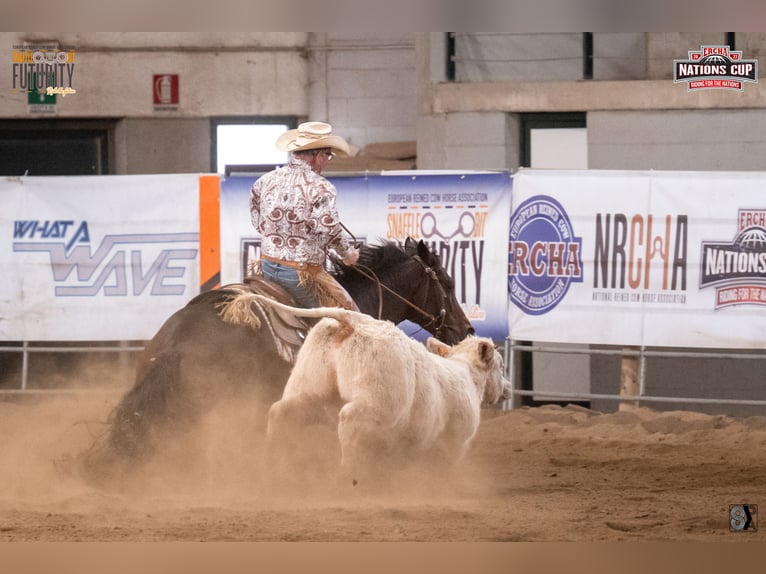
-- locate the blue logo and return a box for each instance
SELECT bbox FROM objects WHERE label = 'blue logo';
[508,196,583,315]
[13,220,199,296]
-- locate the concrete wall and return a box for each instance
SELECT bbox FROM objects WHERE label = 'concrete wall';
[418,32,766,173]
[309,33,417,149]
[4,32,309,119]
[417,112,519,170]
[452,33,764,82]
[589,109,766,171]
[2,32,419,174]
[115,118,211,174]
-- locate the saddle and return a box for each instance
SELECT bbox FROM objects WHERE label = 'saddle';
[242,275,310,348]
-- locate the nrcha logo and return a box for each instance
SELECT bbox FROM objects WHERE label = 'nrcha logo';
[508,195,583,315]
[674,45,757,91]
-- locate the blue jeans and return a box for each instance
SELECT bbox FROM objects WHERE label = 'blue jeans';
[260,259,320,308]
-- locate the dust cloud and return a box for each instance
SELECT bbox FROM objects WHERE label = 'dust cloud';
[0,389,476,523]
[2,384,766,542]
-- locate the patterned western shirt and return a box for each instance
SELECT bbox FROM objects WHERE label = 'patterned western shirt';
[250,156,353,266]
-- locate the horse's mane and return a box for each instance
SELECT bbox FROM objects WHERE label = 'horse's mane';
[332,240,411,291]
[357,240,410,269]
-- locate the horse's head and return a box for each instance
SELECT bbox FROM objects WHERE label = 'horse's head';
[335,238,474,344]
[402,237,474,345]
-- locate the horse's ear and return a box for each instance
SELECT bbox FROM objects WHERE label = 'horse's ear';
[405,237,416,251]
[416,238,432,262]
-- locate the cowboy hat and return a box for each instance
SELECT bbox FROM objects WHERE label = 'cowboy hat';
[275,121,352,156]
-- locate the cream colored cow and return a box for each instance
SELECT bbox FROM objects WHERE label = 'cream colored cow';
[251,294,511,485]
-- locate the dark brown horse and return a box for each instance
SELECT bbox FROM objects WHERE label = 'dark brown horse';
[84,238,473,473]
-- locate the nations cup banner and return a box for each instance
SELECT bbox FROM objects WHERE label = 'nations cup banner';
[219,172,513,340]
[510,169,766,349]
[1,174,202,341]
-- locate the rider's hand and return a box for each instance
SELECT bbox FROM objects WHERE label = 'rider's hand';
[342,247,359,265]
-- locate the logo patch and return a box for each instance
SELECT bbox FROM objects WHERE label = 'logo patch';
[730,504,758,532]
[13,219,198,297]
[700,209,766,308]
[674,45,757,92]
[508,196,583,315]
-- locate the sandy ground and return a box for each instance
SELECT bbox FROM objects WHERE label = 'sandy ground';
[0,391,764,544]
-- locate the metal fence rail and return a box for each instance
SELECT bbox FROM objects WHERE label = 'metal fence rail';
[0,343,144,391]
[3,340,766,412]
[508,389,766,408]
[503,340,766,411]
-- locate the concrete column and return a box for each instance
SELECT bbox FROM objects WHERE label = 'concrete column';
[619,347,640,411]
[307,33,328,122]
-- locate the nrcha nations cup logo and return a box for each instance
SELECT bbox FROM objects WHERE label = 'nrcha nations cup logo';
[508,195,583,315]
[674,45,757,91]
[700,209,766,309]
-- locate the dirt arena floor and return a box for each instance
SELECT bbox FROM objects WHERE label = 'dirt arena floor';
[0,389,764,546]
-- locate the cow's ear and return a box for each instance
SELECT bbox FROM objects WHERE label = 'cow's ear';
[478,340,495,364]
[426,337,451,358]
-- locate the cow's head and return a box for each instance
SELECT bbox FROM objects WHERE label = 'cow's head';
[427,336,512,406]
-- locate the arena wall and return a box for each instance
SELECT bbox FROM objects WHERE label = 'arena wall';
[3,32,766,415]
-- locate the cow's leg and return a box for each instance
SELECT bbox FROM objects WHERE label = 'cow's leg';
[265,394,341,486]
[337,401,397,486]
[267,396,317,456]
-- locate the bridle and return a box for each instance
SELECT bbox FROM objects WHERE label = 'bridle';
[411,254,448,335]
[348,255,448,339]
[336,223,450,339]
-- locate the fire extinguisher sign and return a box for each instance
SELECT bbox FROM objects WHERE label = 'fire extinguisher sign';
[152,74,179,110]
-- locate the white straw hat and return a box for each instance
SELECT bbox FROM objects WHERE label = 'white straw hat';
[275,121,352,156]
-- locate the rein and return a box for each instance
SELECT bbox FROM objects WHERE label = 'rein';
[336,224,448,337]
[348,256,448,337]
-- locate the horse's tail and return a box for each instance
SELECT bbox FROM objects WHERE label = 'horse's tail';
[79,350,184,481]
[109,350,184,457]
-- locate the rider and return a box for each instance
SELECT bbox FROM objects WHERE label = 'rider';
[250,121,359,310]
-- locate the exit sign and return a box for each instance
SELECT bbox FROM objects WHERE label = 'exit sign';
[27,88,56,113]
[27,71,56,113]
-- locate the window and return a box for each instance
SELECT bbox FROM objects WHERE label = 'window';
[520,112,587,168]
[210,116,298,175]
[0,119,112,176]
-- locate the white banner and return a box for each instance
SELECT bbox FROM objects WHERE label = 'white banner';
[10,169,764,349]
[221,172,513,340]
[1,175,201,341]
[509,169,766,349]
